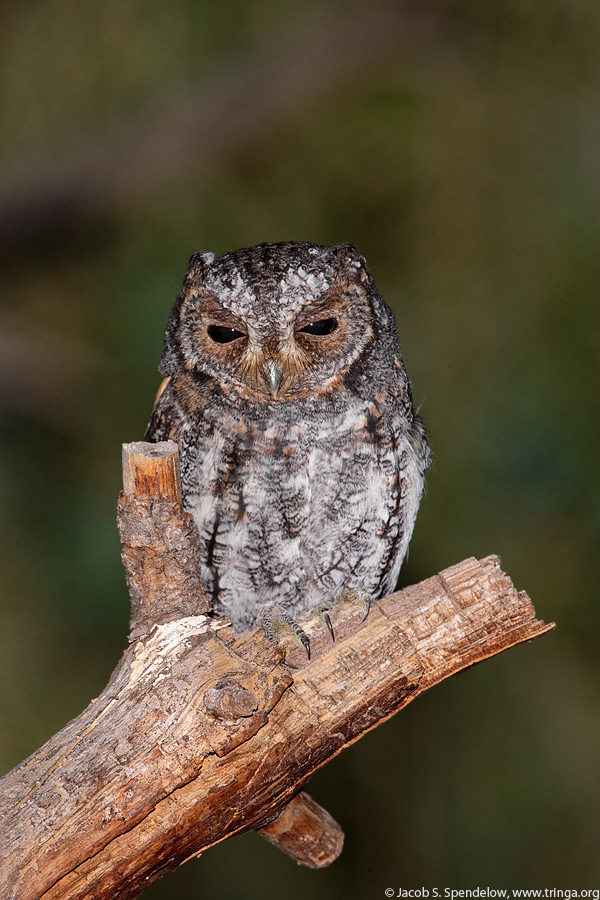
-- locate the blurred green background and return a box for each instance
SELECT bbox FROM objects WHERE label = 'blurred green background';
[1,1,598,897]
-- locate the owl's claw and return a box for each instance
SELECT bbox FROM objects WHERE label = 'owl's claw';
[355,590,372,622]
[299,631,311,659]
[260,606,311,662]
[320,589,371,641]
[322,609,335,641]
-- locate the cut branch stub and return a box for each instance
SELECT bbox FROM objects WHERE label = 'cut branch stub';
[122,440,182,501]
[118,440,211,639]
[258,791,344,868]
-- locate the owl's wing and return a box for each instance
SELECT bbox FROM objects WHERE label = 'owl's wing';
[144,377,185,442]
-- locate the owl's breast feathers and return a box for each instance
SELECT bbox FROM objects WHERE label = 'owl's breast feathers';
[145,372,428,628]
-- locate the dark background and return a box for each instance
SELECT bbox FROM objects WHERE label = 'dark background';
[1,2,598,898]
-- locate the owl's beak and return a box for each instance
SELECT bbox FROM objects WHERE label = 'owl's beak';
[263,359,284,396]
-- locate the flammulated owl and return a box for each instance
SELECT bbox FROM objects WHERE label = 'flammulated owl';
[145,242,430,651]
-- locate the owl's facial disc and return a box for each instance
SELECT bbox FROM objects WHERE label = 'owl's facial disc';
[184,272,374,400]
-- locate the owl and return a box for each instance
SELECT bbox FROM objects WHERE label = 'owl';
[145,242,430,650]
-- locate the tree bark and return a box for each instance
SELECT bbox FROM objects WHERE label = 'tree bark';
[0,442,555,900]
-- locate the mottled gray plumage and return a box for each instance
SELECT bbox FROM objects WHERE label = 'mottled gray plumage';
[145,241,430,631]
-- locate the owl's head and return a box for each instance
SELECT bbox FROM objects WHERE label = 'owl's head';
[160,242,398,400]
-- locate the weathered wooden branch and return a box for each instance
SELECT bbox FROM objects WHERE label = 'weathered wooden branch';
[0,441,554,900]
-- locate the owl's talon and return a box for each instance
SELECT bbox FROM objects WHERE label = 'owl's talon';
[321,609,335,642]
[338,588,371,622]
[300,631,311,660]
[260,606,311,661]
[360,594,371,622]
[320,589,372,640]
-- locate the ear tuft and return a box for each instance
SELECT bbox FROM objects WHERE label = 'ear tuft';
[184,251,215,288]
[332,244,368,280]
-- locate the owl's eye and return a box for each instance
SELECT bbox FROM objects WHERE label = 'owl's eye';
[298,318,338,336]
[207,324,245,344]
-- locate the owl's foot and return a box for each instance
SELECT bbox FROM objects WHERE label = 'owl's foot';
[260,606,311,663]
[319,589,371,641]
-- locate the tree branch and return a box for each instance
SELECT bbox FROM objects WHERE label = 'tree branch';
[0,442,554,900]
